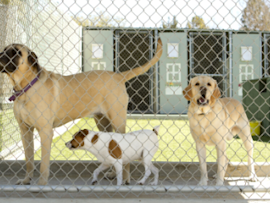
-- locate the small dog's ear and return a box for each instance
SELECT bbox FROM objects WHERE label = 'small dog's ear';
[81,129,89,136]
[28,51,39,69]
[183,82,193,101]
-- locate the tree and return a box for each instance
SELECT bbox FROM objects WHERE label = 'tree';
[187,16,208,29]
[72,12,125,27]
[162,16,178,28]
[241,0,270,31]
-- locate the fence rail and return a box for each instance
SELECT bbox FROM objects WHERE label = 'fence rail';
[0,0,270,199]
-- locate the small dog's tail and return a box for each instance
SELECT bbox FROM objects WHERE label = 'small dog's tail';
[153,125,160,136]
[120,38,163,82]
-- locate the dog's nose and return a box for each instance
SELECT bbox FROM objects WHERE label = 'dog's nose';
[200,86,207,98]
[65,142,72,149]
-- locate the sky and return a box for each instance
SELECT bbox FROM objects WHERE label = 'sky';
[53,0,248,30]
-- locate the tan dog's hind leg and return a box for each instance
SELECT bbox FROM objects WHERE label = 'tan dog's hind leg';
[215,141,228,185]
[94,114,113,132]
[238,126,258,182]
[109,110,126,134]
[196,141,208,186]
[37,128,53,185]
[16,124,34,185]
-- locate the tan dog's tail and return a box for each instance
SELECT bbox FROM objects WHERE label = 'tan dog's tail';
[120,38,163,82]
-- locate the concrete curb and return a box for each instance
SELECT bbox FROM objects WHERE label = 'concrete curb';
[1,160,269,178]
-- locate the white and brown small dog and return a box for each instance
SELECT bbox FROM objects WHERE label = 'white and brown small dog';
[65,126,160,186]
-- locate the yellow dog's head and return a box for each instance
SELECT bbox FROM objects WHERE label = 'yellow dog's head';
[183,76,221,110]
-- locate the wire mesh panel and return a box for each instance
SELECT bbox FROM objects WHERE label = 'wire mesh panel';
[0,0,270,200]
[116,31,154,113]
[189,32,228,97]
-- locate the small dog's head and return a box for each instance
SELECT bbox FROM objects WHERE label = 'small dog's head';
[65,129,89,150]
[66,129,99,150]
[0,44,40,75]
[183,76,221,108]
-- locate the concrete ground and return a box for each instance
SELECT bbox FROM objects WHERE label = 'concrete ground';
[1,168,270,201]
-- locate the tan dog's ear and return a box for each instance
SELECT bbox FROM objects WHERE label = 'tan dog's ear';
[183,83,193,101]
[28,51,40,70]
[210,82,221,104]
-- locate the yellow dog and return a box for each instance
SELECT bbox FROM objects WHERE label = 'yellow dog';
[183,75,257,185]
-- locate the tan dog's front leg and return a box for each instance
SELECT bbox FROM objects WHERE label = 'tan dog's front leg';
[16,124,34,185]
[215,141,228,186]
[196,141,208,186]
[37,128,53,185]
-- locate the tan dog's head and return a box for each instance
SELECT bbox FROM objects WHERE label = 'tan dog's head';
[183,76,221,109]
[0,44,40,80]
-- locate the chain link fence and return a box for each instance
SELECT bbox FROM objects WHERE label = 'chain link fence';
[0,0,270,199]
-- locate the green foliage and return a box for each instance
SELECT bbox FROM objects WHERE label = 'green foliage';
[241,0,270,31]
[72,11,125,27]
[187,15,208,29]
[162,16,178,28]
[0,0,10,5]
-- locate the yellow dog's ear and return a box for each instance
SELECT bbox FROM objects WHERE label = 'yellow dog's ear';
[210,81,221,104]
[183,83,193,101]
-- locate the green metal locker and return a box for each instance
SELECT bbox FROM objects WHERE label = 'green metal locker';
[83,30,114,72]
[159,32,188,114]
[232,34,261,101]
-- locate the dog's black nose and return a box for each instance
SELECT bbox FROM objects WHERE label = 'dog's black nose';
[200,86,207,98]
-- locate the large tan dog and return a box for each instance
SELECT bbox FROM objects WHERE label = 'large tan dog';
[0,39,162,185]
[183,75,257,185]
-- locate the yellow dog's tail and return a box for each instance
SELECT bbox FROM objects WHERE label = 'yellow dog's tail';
[120,38,163,82]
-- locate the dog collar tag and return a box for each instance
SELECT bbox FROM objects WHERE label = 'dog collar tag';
[8,74,40,101]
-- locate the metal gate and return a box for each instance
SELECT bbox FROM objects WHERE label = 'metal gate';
[189,32,228,97]
[115,30,155,113]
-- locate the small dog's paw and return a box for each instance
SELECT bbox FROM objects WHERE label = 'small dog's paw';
[105,171,116,180]
[212,174,217,179]
[137,181,144,185]
[149,181,158,186]
[91,180,97,185]
[15,178,31,185]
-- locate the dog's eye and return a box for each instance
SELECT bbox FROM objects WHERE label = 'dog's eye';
[195,82,199,86]
[207,83,211,86]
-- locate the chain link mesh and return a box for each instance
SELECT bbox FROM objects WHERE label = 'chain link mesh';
[0,0,270,199]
